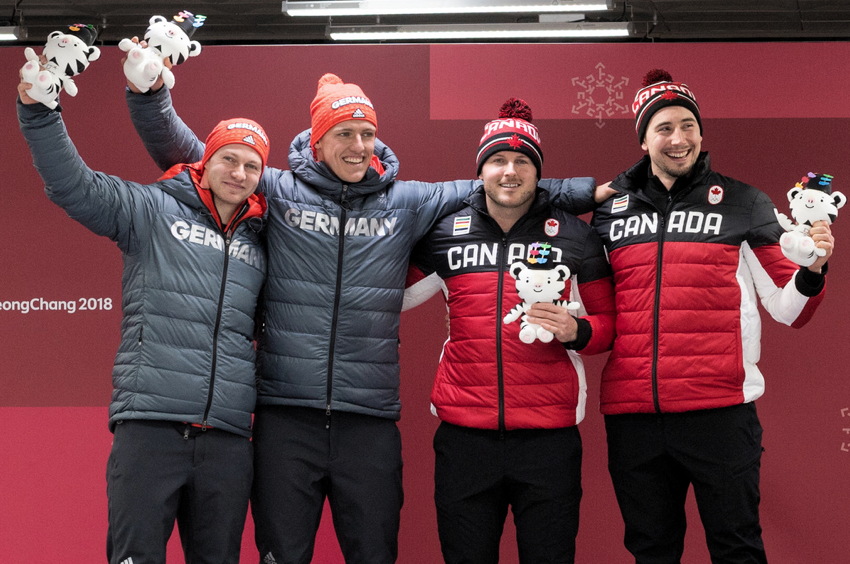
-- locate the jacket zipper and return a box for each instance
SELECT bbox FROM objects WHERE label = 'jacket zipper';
[496,235,508,437]
[490,206,539,436]
[650,191,674,413]
[325,185,349,428]
[202,232,232,428]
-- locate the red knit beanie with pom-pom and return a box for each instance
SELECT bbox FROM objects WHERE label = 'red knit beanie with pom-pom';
[632,69,701,143]
[309,73,377,154]
[476,97,543,178]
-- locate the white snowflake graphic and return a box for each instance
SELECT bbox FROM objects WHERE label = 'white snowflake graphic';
[571,62,631,129]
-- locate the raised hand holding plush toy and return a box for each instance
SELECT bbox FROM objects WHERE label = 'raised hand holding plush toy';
[775,172,844,267]
[119,11,205,93]
[503,262,580,344]
[20,24,100,110]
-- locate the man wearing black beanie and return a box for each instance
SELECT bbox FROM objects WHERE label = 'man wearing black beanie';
[591,68,836,563]
[406,98,616,564]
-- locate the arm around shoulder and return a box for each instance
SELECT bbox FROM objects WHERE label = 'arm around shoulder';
[538,176,597,215]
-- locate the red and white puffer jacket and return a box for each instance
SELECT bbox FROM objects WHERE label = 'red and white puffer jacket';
[591,153,826,415]
[410,188,616,431]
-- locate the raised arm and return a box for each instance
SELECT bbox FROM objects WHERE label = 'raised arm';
[744,191,829,328]
[126,86,204,171]
[19,81,150,249]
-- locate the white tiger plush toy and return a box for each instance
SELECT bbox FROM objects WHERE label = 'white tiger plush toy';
[503,262,580,344]
[119,11,205,93]
[775,172,844,267]
[20,24,100,110]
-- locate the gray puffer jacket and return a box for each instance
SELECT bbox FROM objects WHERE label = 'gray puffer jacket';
[127,87,595,420]
[19,100,267,436]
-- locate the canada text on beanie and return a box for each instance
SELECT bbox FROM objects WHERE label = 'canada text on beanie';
[476,98,543,178]
[202,118,271,172]
[310,73,378,154]
[632,69,701,143]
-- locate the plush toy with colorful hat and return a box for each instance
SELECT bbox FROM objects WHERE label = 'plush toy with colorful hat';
[20,24,100,110]
[775,172,844,266]
[118,11,205,93]
[504,262,580,344]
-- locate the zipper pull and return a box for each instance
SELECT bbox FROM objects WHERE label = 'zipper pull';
[340,185,350,210]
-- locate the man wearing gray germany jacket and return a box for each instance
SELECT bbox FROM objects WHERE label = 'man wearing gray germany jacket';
[125,72,601,564]
[18,78,271,563]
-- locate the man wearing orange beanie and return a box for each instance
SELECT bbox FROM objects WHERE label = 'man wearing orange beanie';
[19,79,270,563]
[125,71,601,563]
[160,117,270,228]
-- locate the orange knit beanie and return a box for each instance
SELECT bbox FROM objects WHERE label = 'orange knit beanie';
[201,118,270,171]
[309,73,377,153]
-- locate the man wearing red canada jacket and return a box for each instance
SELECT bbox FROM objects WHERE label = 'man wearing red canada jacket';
[408,98,616,564]
[591,69,835,563]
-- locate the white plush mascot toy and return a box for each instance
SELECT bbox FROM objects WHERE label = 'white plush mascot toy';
[119,11,205,93]
[20,24,101,110]
[503,262,580,344]
[775,172,844,267]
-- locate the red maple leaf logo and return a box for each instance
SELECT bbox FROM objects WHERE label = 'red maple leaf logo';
[711,186,722,196]
[661,90,678,100]
[507,134,524,149]
[546,219,558,227]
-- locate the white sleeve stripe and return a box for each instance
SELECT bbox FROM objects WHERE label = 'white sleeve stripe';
[740,242,807,326]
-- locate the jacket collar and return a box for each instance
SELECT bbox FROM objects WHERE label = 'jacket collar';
[466,184,552,220]
[615,151,712,195]
[158,168,268,233]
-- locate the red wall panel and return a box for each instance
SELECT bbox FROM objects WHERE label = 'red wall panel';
[2,42,848,563]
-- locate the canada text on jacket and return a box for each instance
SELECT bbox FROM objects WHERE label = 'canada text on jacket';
[608,211,723,242]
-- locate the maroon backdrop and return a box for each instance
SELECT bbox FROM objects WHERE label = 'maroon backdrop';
[2,42,848,563]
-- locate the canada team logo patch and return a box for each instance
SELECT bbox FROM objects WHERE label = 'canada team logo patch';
[611,194,629,213]
[544,218,560,237]
[452,215,472,235]
[708,185,724,205]
[527,242,552,264]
